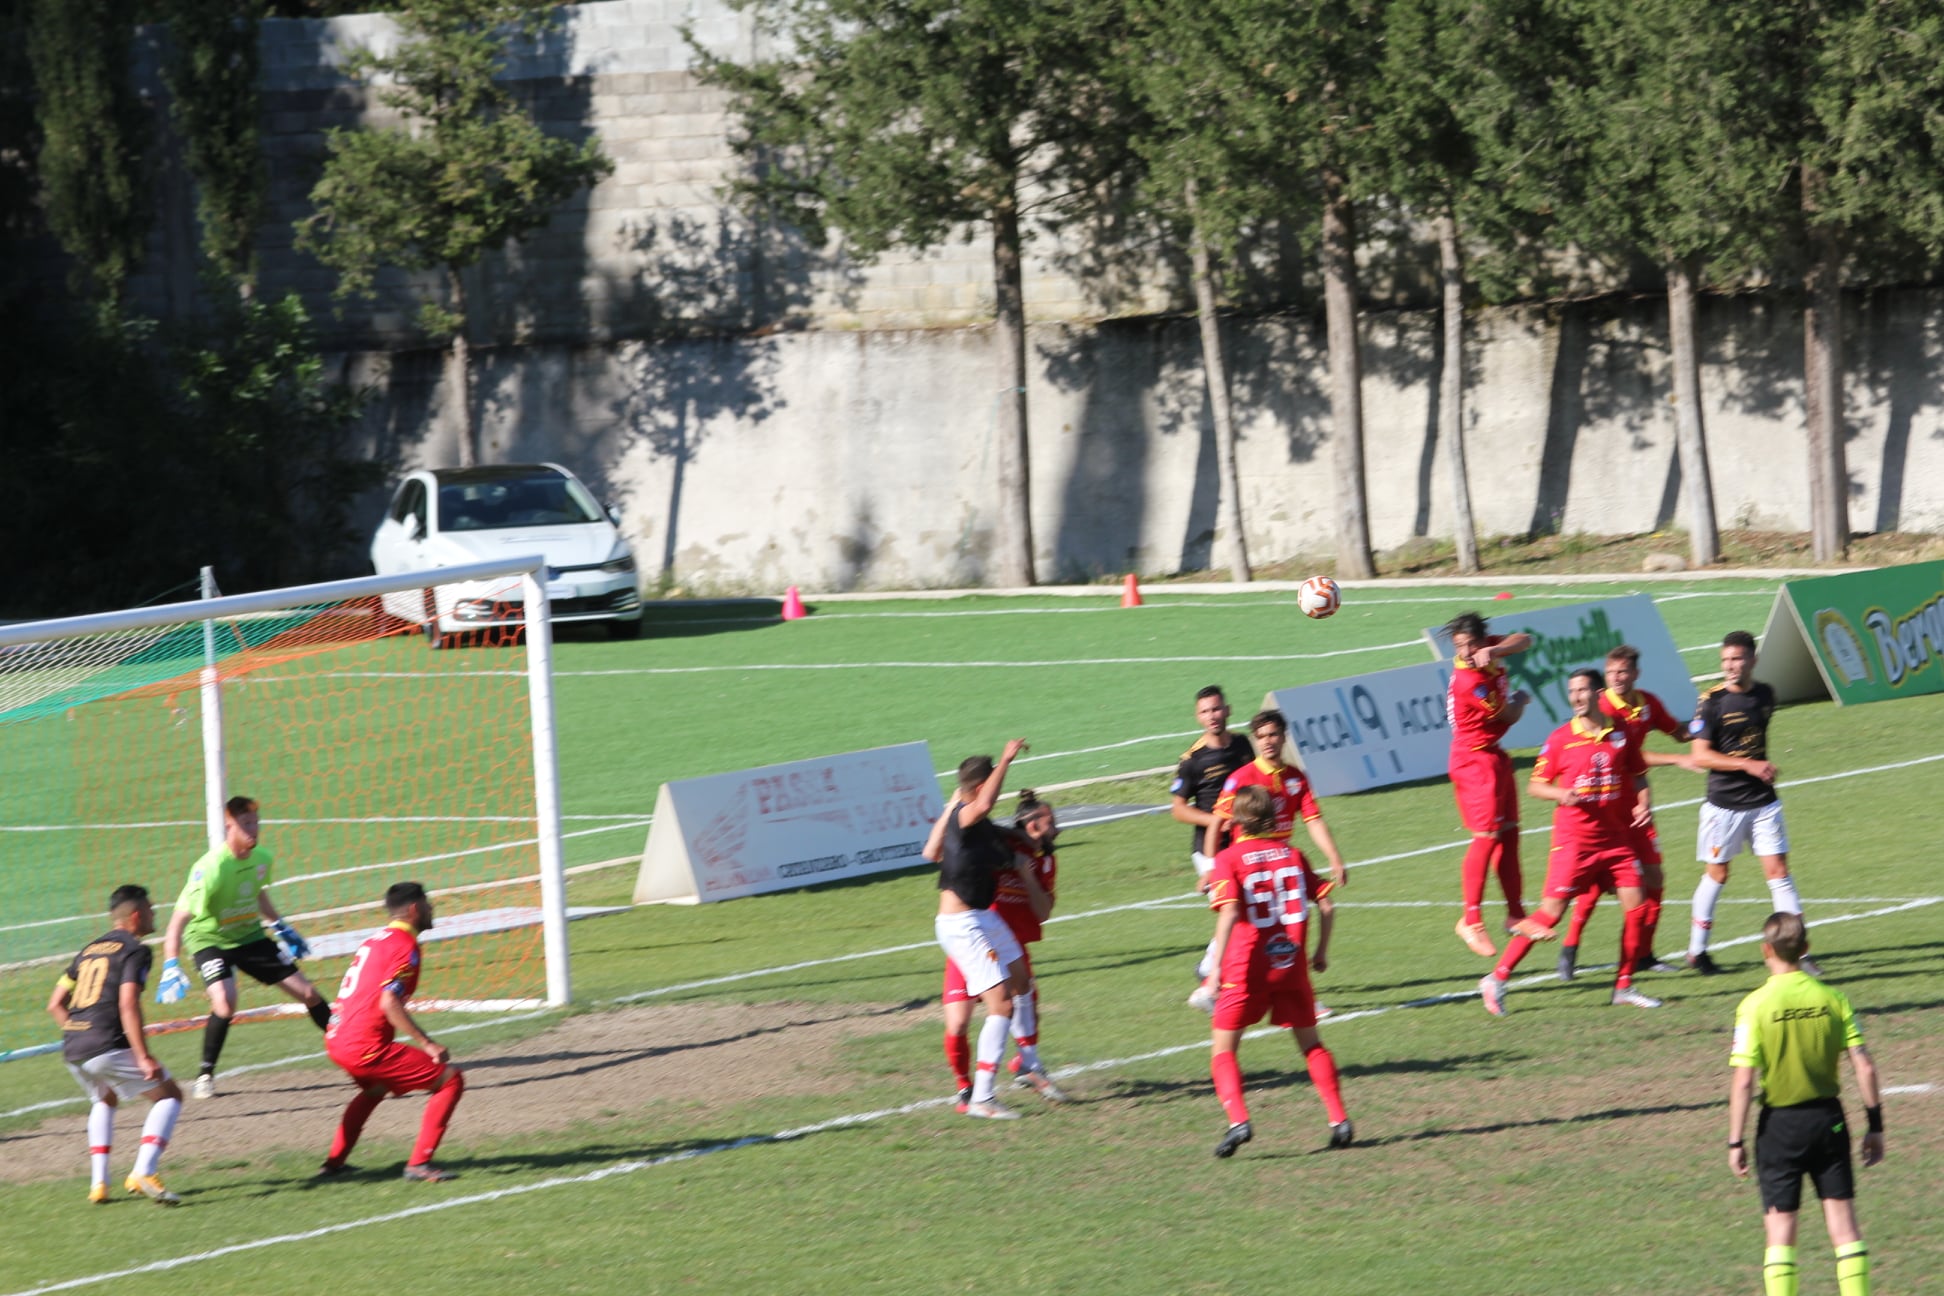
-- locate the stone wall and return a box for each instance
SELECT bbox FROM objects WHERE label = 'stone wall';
[124,2,1944,590]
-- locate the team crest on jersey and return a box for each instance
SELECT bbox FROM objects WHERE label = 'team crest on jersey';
[1283,777,1301,795]
[1473,684,1490,698]
[1688,716,1706,735]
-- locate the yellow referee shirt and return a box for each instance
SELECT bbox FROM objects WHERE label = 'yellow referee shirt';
[1730,971,1864,1107]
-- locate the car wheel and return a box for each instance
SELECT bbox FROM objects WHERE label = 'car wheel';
[607,616,642,641]
[423,591,450,650]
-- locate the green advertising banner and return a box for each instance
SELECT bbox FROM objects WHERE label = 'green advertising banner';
[1759,560,1944,706]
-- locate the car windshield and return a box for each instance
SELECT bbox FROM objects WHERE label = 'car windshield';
[437,474,602,532]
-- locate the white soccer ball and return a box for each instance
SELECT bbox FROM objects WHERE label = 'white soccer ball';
[1297,576,1341,619]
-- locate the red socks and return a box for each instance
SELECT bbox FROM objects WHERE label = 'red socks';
[1304,1045,1347,1125]
[1494,909,1558,979]
[944,1031,972,1089]
[1493,830,1526,921]
[1460,836,1494,926]
[410,1070,465,1167]
[1616,903,1650,990]
[327,1089,384,1165]
[1565,888,1601,946]
[1211,1050,1248,1125]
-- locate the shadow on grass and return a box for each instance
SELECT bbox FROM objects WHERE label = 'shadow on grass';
[467,1001,926,1085]
[1097,1050,1528,1111]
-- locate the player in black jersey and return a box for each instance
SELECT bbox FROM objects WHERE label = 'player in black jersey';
[923,740,1033,1119]
[48,885,184,1204]
[1170,686,1258,1011]
[1684,631,1817,976]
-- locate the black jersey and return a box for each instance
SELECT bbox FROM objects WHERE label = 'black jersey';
[937,801,1013,910]
[58,930,152,1063]
[1693,680,1779,810]
[1171,731,1256,852]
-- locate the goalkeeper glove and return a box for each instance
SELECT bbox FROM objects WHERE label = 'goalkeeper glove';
[156,959,189,1005]
[272,919,310,960]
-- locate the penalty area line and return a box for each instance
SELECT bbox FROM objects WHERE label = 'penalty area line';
[11,897,1939,1295]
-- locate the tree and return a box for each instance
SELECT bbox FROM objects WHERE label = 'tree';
[161,0,265,292]
[296,0,610,468]
[694,0,1129,587]
[27,0,149,304]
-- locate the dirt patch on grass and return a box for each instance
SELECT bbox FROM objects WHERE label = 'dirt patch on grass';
[0,1000,929,1185]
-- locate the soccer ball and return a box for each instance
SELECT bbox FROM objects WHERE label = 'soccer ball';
[1297,576,1341,619]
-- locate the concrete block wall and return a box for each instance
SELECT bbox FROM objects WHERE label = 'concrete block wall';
[120,1,1944,590]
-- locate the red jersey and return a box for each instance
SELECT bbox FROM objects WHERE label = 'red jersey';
[1448,639,1517,753]
[991,840,1056,945]
[325,922,423,1066]
[1207,836,1314,981]
[1531,717,1632,849]
[1212,758,1322,843]
[1598,687,1686,780]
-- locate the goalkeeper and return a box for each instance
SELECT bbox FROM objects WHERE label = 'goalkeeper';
[158,796,330,1099]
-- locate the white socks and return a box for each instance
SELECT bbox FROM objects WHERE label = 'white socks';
[133,1097,181,1178]
[1197,936,1222,981]
[1766,874,1805,916]
[1009,989,1040,1072]
[971,1014,1011,1103]
[88,1102,113,1185]
[1689,874,1725,956]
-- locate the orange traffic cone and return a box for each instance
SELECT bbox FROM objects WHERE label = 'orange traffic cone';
[781,586,808,621]
[1120,573,1143,608]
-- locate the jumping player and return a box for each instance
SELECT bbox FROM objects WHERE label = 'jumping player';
[1558,644,1693,979]
[48,885,184,1205]
[319,882,466,1182]
[1728,912,1882,1295]
[941,790,1068,1108]
[156,796,329,1098]
[1204,785,1352,1159]
[1197,709,1347,1015]
[1169,685,1256,1007]
[1444,612,1544,957]
[1686,631,1818,977]
[1478,669,1662,1014]
[924,740,1033,1120]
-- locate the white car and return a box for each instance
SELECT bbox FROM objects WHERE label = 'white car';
[371,464,642,645]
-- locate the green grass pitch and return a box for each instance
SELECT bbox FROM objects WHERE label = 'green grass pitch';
[2,577,1939,1294]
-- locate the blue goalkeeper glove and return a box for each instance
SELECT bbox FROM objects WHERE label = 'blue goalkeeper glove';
[156,958,189,1005]
[272,919,310,960]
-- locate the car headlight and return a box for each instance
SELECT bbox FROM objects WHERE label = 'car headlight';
[601,554,637,575]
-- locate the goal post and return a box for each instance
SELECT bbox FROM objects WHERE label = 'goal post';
[0,557,569,1062]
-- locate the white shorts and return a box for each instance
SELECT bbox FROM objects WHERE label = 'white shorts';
[1697,800,1789,864]
[1191,851,1215,879]
[935,909,1023,998]
[66,1049,169,1103]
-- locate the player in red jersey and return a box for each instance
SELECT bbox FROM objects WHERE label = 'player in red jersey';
[1203,785,1352,1159]
[319,882,465,1182]
[1445,611,1546,958]
[941,791,1068,1107]
[1558,645,1694,980]
[1477,670,1662,1014]
[1197,710,1347,1015]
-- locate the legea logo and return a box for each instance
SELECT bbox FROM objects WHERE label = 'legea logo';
[1864,592,1944,688]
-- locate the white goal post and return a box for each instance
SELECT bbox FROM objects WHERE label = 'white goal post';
[0,556,572,1021]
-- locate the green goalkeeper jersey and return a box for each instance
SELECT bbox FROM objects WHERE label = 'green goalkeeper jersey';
[1730,970,1863,1107]
[176,845,273,953]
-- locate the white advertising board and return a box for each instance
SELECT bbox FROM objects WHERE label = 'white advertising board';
[634,741,943,905]
[1265,660,1455,796]
[1422,595,1698,751]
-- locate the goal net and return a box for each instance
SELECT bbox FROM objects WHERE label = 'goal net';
[0,558,568,1063]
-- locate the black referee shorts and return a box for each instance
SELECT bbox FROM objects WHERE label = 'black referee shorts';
[1755,1098,1855,1213]
[193,938,297,988]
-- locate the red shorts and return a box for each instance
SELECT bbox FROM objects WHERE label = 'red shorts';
[943,947,1033,1004]
[1542,844,1642,900]
[1212,950,1317,1032]
[1451,747,1518,834]
[330,1042,446,1096]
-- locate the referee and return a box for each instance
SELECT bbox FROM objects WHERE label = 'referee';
[1727,912,1884,1296]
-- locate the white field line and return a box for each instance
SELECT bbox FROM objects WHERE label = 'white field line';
[0,814,648,833]
[1883,1083,1937,1095]
[547,640,1427,676]
[7,896,1933,1296]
